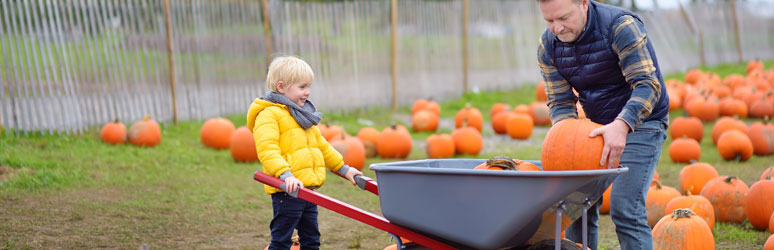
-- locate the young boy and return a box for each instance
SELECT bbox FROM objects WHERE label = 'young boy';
[247,56,362,250]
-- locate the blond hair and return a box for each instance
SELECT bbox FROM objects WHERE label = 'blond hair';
[265,56,314,92]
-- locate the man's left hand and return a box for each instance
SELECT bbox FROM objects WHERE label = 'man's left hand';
[589,119,630,169]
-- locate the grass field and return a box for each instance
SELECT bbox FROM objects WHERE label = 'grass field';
[2,61,773,249]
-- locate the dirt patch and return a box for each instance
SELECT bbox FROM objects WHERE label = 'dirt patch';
[0,165,17,182]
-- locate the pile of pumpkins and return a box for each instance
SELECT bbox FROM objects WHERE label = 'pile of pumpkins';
[666,60,774,164]
[596,162,774,249]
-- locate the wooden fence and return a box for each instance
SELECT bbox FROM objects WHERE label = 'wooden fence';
[1,0,773,135]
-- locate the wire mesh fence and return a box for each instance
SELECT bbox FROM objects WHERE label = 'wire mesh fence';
[1,0,773,135]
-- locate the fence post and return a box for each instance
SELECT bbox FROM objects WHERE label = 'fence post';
[163,0,178,124]
[390,0,397,112]
[260,0,273,69]
[730,0,743,64]
[462,0,469,94]
[678,3,705,67]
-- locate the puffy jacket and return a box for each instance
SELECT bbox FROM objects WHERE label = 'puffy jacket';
[247,98,344,194]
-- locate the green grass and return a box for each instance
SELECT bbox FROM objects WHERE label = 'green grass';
[2,61,774,249]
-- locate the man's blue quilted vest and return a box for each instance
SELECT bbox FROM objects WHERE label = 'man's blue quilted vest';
[545,1,669,125]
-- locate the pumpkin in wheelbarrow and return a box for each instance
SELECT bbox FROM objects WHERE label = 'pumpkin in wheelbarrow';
[541,118,618,171]
[474,156,541,171]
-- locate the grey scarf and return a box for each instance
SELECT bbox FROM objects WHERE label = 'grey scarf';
[263,91,322,129]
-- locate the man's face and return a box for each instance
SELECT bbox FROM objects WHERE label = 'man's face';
[539,0,589,43]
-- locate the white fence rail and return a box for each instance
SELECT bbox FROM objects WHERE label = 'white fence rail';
[1,0,773,135]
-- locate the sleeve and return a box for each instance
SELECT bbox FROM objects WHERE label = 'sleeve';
[253,108,292,178]
[537,32,579,125]
[314,126,345,171]
[611,15,663,130]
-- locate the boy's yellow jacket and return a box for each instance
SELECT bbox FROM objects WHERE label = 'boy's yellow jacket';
[247,98,344,194]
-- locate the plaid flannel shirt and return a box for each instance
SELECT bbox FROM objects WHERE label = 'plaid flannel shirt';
[537,15,662,130]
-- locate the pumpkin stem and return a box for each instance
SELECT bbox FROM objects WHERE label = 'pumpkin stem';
[766,168,772,180]
[113,117,120,124]
[672,208,696,219]
[143,114,151,121]
[465,103,472,109]
[653,180,662,190]
[724,176,736,184]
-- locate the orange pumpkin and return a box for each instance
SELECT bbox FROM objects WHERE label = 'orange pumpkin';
[412,98,440,117]
[748,121,774,156]
[664,194,716,231]
[200,117,235,149]
[321,124,344,142]
[766,234,774,250]
[678,162,718,195]
[669,116,704,142]
[357,127,380,158]
[536,81,547,102]
[541,119,616,171]
[685,96,719,122]
[716,130,754,162]
[513,159,541,171]
[331,135,366,170]
[230,126,258,162]
[491,112,514,134]
[718,97,748,118]
[512,104,530,115]
[128,114,162,147]
[747,60,764,75]
[411,110,439,132]
[699,176,749,223]
[600,184,612,214]
[489,103,511,119]
[667,87,682,111]
[685,69,706,85]
[744,179,774,230]
[451,124,482,155]
[711,116,747,145]
[425,134,455,159]
[455,104,484,132]
[652,209,715,250]
[506,113,534,140]
[376,125,412,159]
[646,181,682,228]
[769,212,774,235]
[528,101,551,126]
[100,119,126,145]
[668,137,701,163]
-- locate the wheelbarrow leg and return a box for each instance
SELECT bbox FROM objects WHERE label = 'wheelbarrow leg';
[555,203,566,250]
[582,199,592,250]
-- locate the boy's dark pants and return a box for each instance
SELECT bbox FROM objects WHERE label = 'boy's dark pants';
[269,192,321,250]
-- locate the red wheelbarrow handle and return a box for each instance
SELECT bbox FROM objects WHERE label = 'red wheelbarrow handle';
[253,171,457,250]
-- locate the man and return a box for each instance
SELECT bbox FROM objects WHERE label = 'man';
[536,0,669,249]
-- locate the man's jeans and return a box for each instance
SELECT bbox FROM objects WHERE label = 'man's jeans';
[565,120,666,250]
[269,192,321,250]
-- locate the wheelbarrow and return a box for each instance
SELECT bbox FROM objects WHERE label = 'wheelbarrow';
[253,159,628,250]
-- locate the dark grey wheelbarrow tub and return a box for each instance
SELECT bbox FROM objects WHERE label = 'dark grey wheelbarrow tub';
[370,159,627,250]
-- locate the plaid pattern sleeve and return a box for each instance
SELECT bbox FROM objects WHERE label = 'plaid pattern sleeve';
[537,34,579,125]
[611,15,663,130]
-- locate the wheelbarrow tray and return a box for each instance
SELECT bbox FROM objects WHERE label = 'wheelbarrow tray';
[370,159,627,250]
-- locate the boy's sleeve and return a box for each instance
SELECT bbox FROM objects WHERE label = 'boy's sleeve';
[537,32,579,125]
[315,126,345,171]
[253,109,291,178]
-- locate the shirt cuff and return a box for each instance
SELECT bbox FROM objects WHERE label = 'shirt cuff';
[337,165,352,176]
[279,170,294,181]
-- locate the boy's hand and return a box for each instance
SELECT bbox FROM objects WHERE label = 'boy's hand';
[343,168,363,185]
[283,176,303,193]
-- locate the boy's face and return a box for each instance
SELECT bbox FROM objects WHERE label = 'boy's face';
[278,81,312,107]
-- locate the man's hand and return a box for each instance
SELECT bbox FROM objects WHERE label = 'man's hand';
[589,119,630,169]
